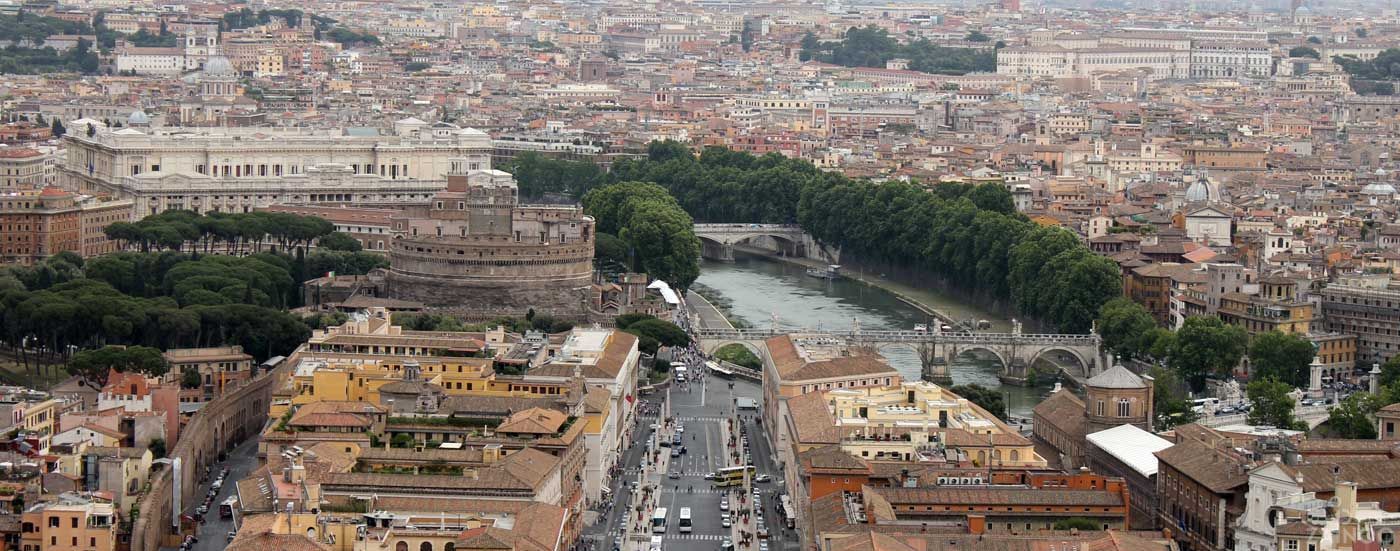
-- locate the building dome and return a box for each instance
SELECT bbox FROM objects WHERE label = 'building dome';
[127,110,150,126]
[1184,178,1215,203]
[1086,364,1147,390]
[203,55,236,78]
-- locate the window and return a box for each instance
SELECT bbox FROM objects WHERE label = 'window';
[1096,400,1105,416]
[1285,540,1298,551]
[397,543,409,551]
[421,543,434,551]
[48,518,58,528]
[1118,399,1131,417]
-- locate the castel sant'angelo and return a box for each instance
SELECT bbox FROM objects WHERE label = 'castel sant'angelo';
[384,158,596,313]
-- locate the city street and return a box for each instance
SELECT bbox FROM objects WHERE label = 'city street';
[591,361,796,551]
[174,439,260,551]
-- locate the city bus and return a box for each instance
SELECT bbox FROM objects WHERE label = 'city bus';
[713,465,757,487]
[707,361,734,378]
[678,507,693,533]
[779,495,796,529]
[652,507,668,534]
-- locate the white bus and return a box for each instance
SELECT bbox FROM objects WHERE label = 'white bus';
[652,507,668,534]
[678,507,693,533]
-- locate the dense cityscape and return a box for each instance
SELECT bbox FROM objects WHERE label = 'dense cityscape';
[1,0,1400,550]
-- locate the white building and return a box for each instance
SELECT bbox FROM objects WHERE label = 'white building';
[59,123,494,219]
[998,46,1192,80]
[114,26,219,76]
[1189,42,1272,79]
[1185,205,1234,247]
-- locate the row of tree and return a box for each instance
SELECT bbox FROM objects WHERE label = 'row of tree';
[104,210,337,254]
[799,25,997,75]
[500,152,608,200]
[0,259,310,378]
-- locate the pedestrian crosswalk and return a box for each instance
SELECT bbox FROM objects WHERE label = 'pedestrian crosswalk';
[659,486,728,494]
[665,534,730,541]
[675,416,728,422]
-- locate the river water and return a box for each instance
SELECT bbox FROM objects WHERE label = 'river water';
[695,253,1045,418]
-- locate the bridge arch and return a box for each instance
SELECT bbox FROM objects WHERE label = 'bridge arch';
[1029,346,1092,379]
[700,339,767,359]
[954,346,1009,371]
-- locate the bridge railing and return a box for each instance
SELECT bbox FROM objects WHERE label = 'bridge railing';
[695,328,1100,346]
[1199,404,1333,428]
[693,224,804,234]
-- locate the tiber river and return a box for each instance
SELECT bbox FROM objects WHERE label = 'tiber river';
[694,253,1047,418]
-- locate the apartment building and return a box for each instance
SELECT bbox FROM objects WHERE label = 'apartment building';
[1321,276,1400,367]
[19,496,117,551]
[0,187,132,265]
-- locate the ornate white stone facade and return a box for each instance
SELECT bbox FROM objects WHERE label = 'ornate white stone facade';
[58,123,493,219]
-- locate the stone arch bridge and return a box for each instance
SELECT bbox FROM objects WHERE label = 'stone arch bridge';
[697,327,1109,383]
[693,223,837,263]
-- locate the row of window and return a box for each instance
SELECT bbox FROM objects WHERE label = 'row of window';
[801,377,893,394]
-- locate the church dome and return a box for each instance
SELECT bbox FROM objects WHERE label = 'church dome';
[127,110,150,126]
[1184,178,1214,203]
[1086,364,1147,390]
[203,55,236,78]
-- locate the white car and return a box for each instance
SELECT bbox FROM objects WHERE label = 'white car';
[722,516,732,528]
[754,474,772,483]
[676,426,685,433]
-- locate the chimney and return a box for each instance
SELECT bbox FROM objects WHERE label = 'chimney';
[290,464,306,484]
[483,444,502,464]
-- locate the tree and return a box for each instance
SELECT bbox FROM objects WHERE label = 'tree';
[622,318,690,349]
[1379,354,1400,388]
[181,367,202,389]
[1053,518,1102,531]
[404,61,430,72]
[714,344,761,370]
[1326,393,1378,439]
[594,232,629,269]
[1307,36,1322,44]
[1357,27,1368,38]
[1147,365,1199,431]
[1246,378,1305,430]
[317,232,362,252]
[950,384,1006,420]
[148,438,167,459]
[1096,298,1157,360]
[1289,46,1320,59]
[1248,331,1315,388]
[614,313,655,329]
[1169,317,1248,391]
[966,30,991,42]
[67,345,169,385]
[50,118,64,137]
[967,183,1015,215]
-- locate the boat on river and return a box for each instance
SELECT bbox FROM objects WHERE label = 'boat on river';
[805,264,842,279]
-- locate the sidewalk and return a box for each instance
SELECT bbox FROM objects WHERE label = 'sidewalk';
[722,415,762,550]
[623,412,675,551]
